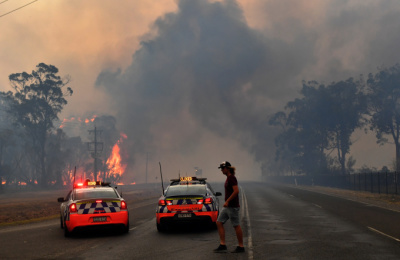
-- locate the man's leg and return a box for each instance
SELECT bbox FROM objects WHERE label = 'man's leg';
[234,225,244,247]
[216,221,225,245]
[214,221,228,253]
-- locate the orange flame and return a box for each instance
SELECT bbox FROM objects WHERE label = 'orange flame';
[106,137,127,177]
[59,115,98,128]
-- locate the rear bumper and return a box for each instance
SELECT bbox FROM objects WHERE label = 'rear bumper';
[66,211,129,232]
[156,211,218,225]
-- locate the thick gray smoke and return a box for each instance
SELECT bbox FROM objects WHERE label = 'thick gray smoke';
[95,0,400,181]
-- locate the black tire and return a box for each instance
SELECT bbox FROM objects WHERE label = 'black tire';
[124,220,130,234]
[60,216,64,229]
[64,221,71,237]
[156,223,165,232]
[210,221,218,230]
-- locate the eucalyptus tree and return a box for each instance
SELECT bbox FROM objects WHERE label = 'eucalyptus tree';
[324,78,367,175]
[1,63,73,187]
[269,112,299,175]
[270,83,330,176]
[367,64,400,171]
[270,78,366,176]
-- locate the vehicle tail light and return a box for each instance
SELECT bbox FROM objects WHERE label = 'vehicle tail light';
[69,203,77,213]
[197,199,204,204]
[96,200,103,204]
[121,201,127,210]
[166,200,173,205]
[158,199,166,206]
[204,198,212,204]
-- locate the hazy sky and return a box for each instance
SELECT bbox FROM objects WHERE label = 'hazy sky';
[1,0,400,183]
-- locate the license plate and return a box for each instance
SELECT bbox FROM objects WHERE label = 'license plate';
[178,213,192,218]
[93,217,107,222]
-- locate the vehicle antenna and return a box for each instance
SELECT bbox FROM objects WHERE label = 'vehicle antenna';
[73,166,76,188]
[159,162,165,196]
[73,166,77,199]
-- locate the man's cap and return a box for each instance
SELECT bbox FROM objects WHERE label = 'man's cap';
[218,161,231,169]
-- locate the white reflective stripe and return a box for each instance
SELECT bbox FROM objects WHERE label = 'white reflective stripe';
[77,202,121,214]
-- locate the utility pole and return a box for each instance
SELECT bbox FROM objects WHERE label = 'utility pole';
[146,152,148,184]
[88,127,103,181]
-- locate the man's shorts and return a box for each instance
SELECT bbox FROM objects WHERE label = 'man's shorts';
[217,207,240,227]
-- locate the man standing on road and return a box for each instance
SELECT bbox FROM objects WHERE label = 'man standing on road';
[214,161,245,253]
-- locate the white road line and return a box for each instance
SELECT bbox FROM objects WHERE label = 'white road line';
[368,226,400,242]
[242,189,254,260]
[129,227,137,231]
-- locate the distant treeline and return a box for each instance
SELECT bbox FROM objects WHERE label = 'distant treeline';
[267,63,400,177]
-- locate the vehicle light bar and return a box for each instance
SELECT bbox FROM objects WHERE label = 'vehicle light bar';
[170,177,207,182]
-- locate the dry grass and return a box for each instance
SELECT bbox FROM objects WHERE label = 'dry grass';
[0,186,161,226]
[0,189,67,226]
[297,185,400,212]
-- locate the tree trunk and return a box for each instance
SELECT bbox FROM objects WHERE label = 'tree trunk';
[396,142,400,172]
[341,151,346,175]
[40,141,47,188]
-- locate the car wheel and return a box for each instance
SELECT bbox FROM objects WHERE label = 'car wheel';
[156,223,165,232]
[210,221,218,230]
[64,221,71,237]
[60,216,64,229]
[124,220,130,234]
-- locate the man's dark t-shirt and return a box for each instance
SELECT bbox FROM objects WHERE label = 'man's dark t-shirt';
[225,175,240,208]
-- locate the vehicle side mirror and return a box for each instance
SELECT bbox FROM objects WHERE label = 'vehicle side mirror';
[215,192,222,196]
[57,197,65,203]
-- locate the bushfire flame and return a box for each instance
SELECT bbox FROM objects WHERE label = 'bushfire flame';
[62,132,128,186]
[106,133,128,178]
[59,115,98,128]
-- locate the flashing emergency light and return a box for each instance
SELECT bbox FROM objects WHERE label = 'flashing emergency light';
[170,177,207,182]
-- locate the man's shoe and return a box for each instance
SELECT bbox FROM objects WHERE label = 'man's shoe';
[232,246,245,253]
[213,244,227,253]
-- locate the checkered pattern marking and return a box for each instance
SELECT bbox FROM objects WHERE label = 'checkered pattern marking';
[77,201,121,214]
[159,198,214,213]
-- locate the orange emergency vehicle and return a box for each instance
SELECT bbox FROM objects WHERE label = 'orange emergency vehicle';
[156,177,222,232]
[57,180,129,237]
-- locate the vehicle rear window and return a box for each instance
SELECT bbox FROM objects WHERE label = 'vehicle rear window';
[74,188,119,200]
[166,185,206,197]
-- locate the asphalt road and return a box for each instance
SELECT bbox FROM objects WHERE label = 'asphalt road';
[1,182,400,259]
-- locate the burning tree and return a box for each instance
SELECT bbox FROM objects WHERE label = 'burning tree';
[104,138,127,184]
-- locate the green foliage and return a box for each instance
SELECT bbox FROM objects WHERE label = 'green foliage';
[367,64,400,171]
[1,63,72,187]
[270,77,367,176]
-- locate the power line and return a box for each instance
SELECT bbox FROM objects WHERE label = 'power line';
[0,1,10,5]
[0,0,39,18]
